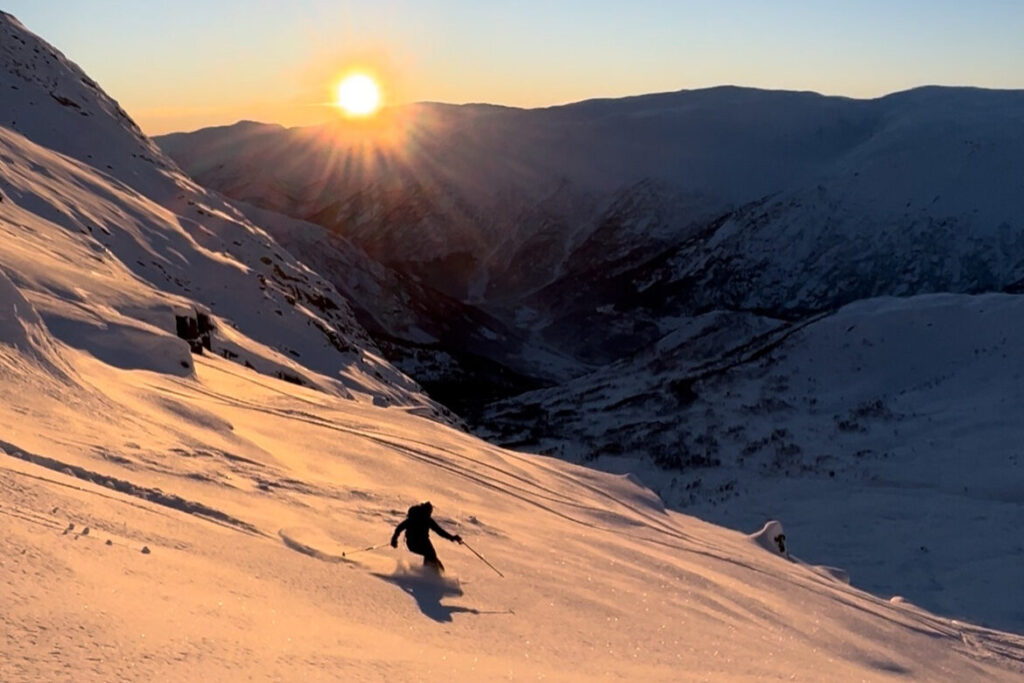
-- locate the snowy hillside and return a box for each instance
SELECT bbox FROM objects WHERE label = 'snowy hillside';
[480,294,1024,633]
[152,38,1024,641]
[0,10,450,421]
[236,201,571,416]
[4,10,1024,680]
[4,286,1024,680]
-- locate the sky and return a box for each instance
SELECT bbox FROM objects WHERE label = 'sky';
[5,0,1024,134]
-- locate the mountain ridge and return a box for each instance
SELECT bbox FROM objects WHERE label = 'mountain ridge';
[156,78,1024,634]
[0,8,452,421]
[4,10,1024,679]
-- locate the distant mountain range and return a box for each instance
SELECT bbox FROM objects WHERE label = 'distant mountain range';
[5,10,1024,678]
[155,85,1024,631]
[155,85,1024,388]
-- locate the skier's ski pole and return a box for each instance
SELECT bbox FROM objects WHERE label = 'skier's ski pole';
[341,542,388,558]
[461,540,504,578]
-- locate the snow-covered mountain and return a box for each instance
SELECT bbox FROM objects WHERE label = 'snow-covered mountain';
[157,86,1024,312]
[155,88,879,301]
[156,84,1024,365]
[479,294,1024,632]
[0,11,451,422]
[5,11,1024,680]
[153,65,1024,638]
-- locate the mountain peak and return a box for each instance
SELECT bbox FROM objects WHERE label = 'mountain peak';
[1,10,174,187]
[0,11,449,421]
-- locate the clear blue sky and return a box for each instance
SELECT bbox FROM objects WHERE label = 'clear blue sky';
[6,1,1023,134]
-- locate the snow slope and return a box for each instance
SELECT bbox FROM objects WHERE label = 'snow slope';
[4,11,1024,680]
[0,10,450,422]
[3,301,1024,681]
[481,294,1024,634]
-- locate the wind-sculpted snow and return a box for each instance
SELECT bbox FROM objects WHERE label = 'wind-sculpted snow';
[2,309,1024,680]
[0,10,450,420]
[0,265,77,383]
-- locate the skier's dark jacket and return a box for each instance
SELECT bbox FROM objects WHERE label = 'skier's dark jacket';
[391,502,460,557]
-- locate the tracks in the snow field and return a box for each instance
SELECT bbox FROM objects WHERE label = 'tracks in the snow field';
[0,440,265,537]
[162,365,717,553]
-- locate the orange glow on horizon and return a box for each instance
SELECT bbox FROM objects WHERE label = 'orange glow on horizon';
[287,63,467,191]
[317,66,418,153]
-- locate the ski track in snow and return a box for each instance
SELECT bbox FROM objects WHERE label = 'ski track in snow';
[3,349,1024,680]
[160,362,709,554]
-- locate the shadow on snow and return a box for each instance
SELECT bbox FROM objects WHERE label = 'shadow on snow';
[372,567,511,623]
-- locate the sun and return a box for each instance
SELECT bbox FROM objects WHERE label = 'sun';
[336,74,381,117]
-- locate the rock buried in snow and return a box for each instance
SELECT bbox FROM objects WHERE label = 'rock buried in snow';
[141,546,151,554]
[749,520,790,557]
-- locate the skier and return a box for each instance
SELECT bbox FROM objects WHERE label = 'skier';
[390,501,462,574]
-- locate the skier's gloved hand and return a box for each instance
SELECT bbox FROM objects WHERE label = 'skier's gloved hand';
[453,535,463,544]
[390,537,398,548]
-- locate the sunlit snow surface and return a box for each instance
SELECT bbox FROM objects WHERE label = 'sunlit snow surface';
[2,9,1024,680]
[3,335,1024,681]
[0,116,1021,681]
[0,143,1021,675]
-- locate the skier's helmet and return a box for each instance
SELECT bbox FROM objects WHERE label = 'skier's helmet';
[409,501,433,519]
